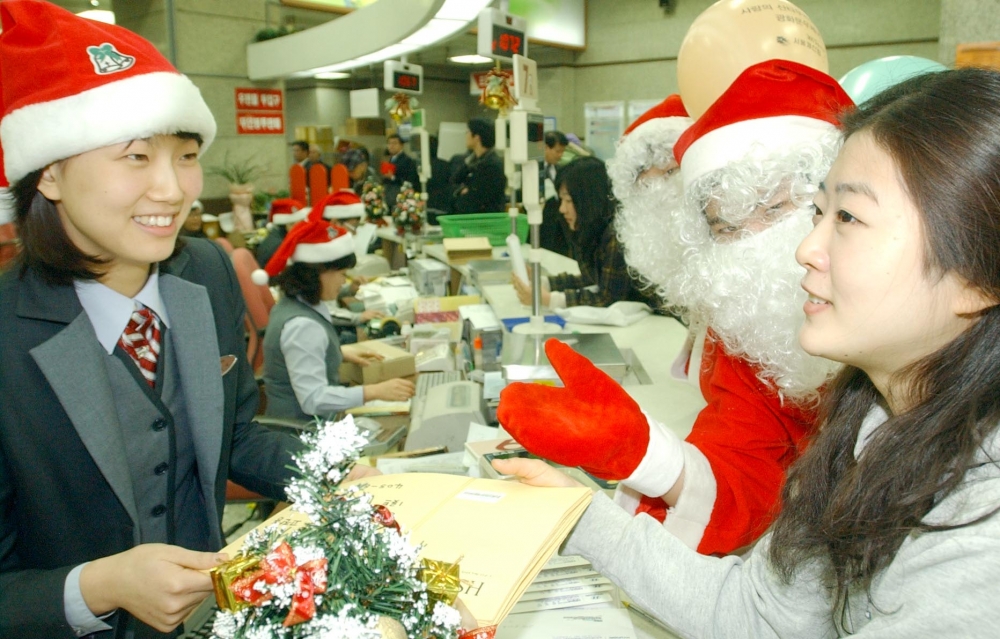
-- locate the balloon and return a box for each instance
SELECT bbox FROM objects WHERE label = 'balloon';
[838,56,947,105]
[678,0,828,119]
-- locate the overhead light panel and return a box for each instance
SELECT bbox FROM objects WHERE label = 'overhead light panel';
[449,54,493,64]
[78,9,115,24]
[315,72,350,80]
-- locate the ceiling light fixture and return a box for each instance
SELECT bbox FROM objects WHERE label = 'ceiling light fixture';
[249,0,493,80]
[315,72,351,80]
[448,54,494,64]
[77,9,115,24]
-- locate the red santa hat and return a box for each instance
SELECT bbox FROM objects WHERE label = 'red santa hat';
[0,0,216,219]
[674,59,854,190]
[268,198,307,227]
[321,189,366,220]
[611,95,691,185]
[251,219,355,286]
[624,94,689,137]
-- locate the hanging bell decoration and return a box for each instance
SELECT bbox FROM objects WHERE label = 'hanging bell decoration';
[385,93,418,124]
[479,63,517,115]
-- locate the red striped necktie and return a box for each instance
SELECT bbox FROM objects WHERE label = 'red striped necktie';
[118,306,161,387]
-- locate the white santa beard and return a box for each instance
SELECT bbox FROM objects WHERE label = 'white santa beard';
[616,174,689,297]
[680,212,840,402]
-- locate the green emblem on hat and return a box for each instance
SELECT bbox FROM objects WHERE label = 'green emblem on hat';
[86,43,135,75]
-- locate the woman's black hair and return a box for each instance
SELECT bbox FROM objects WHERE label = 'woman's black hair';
[13,131,203,286]
[768,67,1000,627]
[273,253,357,306]
[555,157,616,254]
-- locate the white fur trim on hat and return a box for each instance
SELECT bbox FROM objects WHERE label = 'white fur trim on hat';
[272,207,309,226]
[680,116,835,191]
[1,71,217,184]
[323,202,365,220]
[290,232,354,264]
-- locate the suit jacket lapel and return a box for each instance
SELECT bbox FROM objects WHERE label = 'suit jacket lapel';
[158,273,224,512]
[23,277,141,531]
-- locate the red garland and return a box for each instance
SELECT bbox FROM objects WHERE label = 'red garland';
[458,625,498,639]
[228,541,329,627]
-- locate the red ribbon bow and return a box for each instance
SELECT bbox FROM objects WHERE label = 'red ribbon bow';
[229,541,329,627]
[373,504,401,533]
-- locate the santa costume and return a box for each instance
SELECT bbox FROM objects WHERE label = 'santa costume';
[499,60,854,555]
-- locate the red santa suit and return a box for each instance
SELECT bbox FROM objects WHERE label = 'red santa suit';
[624,330,816,555]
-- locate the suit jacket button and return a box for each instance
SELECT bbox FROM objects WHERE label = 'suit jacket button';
[151,504,167,517]
[152,418,167,432]
[154,462,169,476]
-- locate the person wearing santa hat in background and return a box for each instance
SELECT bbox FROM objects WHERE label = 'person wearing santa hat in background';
[253,197,308,269]
[499,61,853,556]
[0,2,370,635]
[253,200,413,422]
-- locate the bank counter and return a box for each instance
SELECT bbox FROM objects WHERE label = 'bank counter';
[396,245,703,639]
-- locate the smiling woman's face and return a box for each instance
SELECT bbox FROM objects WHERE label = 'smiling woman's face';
[796,130,982,385]
[37,134,202,276]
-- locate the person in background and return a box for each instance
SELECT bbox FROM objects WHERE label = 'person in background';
[0,3,375,635]
[514,157,648,309]
[496,67,1000,638]
[253,214,413,422]
[382,133,420,191]
[450,118,506,214]
[254,197,307,271]
[539,130,570,256]
[305,143,330,177]
[179,199,206,238]
[291,139,309,167]
[424,135,453,220]
[342,147,377,195]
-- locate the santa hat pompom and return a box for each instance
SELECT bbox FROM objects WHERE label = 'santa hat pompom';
[250,268,270,286]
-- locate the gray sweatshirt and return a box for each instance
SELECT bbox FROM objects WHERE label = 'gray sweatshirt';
[564,405,1000,637]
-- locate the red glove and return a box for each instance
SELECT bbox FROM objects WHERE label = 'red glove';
[497,339,651,480]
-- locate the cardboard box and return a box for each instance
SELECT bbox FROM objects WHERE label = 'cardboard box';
[408,258,450,296]
[343,117,386,136]
[339,339,416,385]
[443,237,493,265]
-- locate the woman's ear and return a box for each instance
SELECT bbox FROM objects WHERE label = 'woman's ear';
[954,279,997,317]
[36,165,62,202]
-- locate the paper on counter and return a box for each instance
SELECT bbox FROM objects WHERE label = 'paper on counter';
[506,234,529,285]
[509,592,616,615]
[497,608,636,639]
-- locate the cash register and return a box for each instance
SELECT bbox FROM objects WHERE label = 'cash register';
[405,372,487,452]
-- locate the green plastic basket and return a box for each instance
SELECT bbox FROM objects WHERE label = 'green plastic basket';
[439,212,528,247]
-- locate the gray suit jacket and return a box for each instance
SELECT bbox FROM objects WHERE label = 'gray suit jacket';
[0,239,302,638]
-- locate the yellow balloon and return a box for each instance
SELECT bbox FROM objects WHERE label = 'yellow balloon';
[678,0,829,118]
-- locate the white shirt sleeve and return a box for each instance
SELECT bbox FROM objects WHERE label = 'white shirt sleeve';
[64,563,113,636]
[280,317,365,416]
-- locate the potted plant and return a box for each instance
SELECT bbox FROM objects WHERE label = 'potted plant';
[207,152,267,233]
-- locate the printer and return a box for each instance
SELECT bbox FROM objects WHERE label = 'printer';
[405,380,487,453]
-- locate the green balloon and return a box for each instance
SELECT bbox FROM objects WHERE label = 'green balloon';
[839,56,947,105]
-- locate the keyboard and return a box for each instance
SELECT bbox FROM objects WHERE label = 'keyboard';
[180,600,218,638]
[415,370,464,399]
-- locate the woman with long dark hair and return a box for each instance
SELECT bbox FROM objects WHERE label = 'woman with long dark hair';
[496,68,1000,636]
[514,157,648,308]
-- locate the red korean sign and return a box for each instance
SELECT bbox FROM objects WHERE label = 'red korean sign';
[235,88,283,111]
[235,88,284,135]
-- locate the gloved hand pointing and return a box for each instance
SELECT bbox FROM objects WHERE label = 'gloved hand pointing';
[497,339,684,496]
